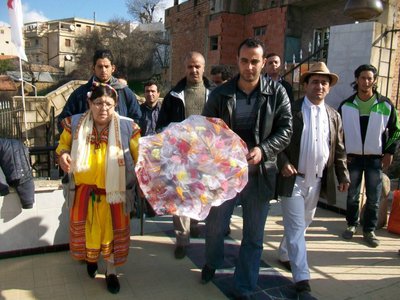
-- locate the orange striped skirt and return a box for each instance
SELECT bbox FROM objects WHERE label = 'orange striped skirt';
[69,184,130,266]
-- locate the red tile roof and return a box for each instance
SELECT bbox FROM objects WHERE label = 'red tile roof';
[0,75,17,91]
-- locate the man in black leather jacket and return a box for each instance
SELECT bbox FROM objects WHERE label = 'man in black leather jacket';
[200,38,292,299]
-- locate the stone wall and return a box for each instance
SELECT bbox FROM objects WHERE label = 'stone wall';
[12,80,86,146]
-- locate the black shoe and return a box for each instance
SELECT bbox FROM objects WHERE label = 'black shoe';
[190,227,200,238]
[278,259,292,272]
[295,280,311,293]
[225,226,231,237]
[86,262,98,278]
[174,245,186,259]
[298,290,318,300]
[105,273,120,294]
[201,264,216,284]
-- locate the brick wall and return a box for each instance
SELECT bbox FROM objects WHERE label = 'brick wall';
[165,0,211,85]
[166,2,288,82]
[391,1,400,109]
[165,0,399,96]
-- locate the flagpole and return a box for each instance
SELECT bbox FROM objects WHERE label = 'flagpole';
[18,56,29,146]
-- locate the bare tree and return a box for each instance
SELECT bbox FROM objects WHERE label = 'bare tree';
[125,0,164,23]
[74,17,164,81]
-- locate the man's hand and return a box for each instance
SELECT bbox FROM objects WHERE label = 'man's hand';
[281,163,297,177]
[246,147,263,165]
[338,182,350,192]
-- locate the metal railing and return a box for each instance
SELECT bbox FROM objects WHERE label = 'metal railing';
[0,102,60,179]
[28,107,59,179]
[0,99,23,140]
[282,45,328,100]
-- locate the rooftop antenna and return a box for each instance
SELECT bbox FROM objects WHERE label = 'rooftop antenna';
[93,12,96,26]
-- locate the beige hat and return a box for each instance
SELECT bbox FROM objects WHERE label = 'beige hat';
[300,62,339,86]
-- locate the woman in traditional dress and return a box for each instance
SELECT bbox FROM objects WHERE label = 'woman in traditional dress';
[57,82,140,294]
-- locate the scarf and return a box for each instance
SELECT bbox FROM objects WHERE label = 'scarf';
[92,76,126,90]
[299,97,329,187]
[70,111,126,204]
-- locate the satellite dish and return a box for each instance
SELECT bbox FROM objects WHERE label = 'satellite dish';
[69,24,75,31]
[65,55,73,61]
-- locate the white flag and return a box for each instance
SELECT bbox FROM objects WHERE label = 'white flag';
[7,0,28,61]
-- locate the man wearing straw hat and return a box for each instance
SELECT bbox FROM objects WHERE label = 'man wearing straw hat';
[276,62,350,299]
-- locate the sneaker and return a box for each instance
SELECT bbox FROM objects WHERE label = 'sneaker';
[342,226,357,240]
[363,231,380,247]
[174,245,187,259]
[201,264,216,284]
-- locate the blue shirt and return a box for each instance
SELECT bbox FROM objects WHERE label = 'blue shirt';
[140,102,161,136]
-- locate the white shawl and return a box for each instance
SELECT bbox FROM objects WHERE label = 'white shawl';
[70,111,126,204]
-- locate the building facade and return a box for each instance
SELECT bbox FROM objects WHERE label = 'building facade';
[165,0,399,107]
[0,25,19,57]
[23,18,110,69]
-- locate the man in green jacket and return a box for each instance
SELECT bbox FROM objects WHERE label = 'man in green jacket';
[339,64,400,247]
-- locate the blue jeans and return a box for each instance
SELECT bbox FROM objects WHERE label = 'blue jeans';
[205,173,270,296]
[346,155,382,232]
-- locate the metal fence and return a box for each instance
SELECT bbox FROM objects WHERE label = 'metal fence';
[0,101,60,179]
[0,99,23,140]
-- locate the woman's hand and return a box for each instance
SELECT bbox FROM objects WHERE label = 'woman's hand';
[59,153,72,173]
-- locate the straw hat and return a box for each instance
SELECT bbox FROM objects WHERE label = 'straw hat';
[299,62,339,86]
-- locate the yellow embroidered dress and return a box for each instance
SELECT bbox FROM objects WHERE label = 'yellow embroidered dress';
[56,116,140,265]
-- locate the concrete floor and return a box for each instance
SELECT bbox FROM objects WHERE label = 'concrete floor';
[0,201,399,300]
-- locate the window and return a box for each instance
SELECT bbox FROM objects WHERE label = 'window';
[86,26,91,34]
[312,27,330,59]
[210,36,218,51]
[35,39,39,46]
[0,29,4,34]
[65,39,71,47]
[254,26,266,37]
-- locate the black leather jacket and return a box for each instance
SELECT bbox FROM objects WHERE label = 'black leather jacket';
[156,76,214,130]
[202,75,292,199]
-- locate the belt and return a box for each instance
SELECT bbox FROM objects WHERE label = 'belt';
[297,173,319,179]
[347,154,383,159]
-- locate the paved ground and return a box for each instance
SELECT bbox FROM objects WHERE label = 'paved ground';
[0,201,399,300]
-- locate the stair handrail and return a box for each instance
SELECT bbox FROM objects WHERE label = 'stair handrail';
[282,44,328,79]
[282,45,328,100]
